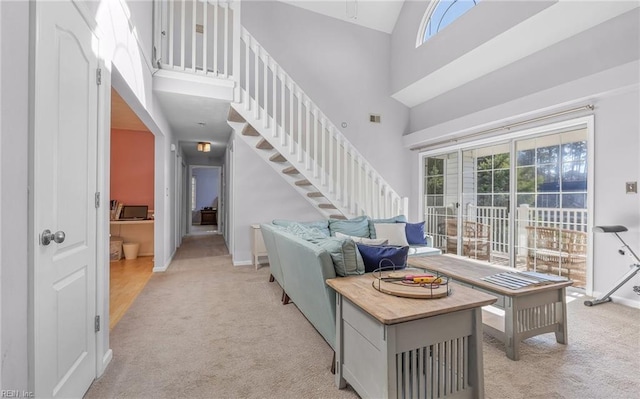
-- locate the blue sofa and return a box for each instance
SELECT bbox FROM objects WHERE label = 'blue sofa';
[260,216,441,355]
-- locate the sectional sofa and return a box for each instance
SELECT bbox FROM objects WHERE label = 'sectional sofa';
[259,216,441,358]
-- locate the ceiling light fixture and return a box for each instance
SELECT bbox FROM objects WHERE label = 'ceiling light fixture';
[197,142,211,152]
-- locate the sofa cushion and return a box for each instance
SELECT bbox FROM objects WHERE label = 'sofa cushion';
[368,215,407,238]
[283,223,328,240]
[334,231,388,245]
[405,222,427,245]
[272,219,330,237]
[408,245,442,257]
[329,215,370,238]
[309,237,364,277]
[374,222,409,246]
[356,244,409,273]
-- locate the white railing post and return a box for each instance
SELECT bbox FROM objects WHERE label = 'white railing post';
[244,34,250,110]
[202,0,208,74]
[254,45,259,119]
[305,102,311,170]
[328,126,333,192]
[289,85,294,155]
[517,204,530,256]
[168,0,175,66]
[297,93,303,163]
[272,62,277,135]
[191,0,196,71]
[280,74,286,146]
[223,2,229,77]
[213,0,219,74]
[319,116,324,182]
[263,53,269,128]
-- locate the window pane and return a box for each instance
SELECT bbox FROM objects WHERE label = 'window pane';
[517,167,535,192]
[517,194,534,206]
[477,171,492,193]
[424,0,480,42]
[536,145,559,165]
[562,161,587,191]
[494,153,510,169]
[562,141,587,162]
[427,176,444,194]
[477,155,492,171]
[477,195,492,206]
[562,193,586,208]
[517,149,535,166]
[493,194,509,208]
[427,158,444,176]
[537,194,559,208]
[494,170,510,193]
[537,165,559,191]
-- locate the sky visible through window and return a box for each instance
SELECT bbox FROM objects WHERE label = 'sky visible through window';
[423,0,480,42]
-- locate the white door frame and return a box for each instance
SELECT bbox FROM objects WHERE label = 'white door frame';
[188,165,222,234]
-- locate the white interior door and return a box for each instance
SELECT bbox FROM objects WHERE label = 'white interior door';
[33,1,98,397]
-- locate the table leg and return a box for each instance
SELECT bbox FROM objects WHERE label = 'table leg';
[334,293,346,389]
[504,296,520,361]
[555,287,568,344]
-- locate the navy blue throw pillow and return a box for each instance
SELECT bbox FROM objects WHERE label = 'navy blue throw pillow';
[356,244,409,273]
[405,222,427,245]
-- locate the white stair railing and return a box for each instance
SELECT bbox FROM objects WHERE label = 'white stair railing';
[239,28,407,219]
[155,0,236,79]
[154,1,408,219]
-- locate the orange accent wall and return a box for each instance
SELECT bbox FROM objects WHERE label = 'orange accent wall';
[111,129,154,209]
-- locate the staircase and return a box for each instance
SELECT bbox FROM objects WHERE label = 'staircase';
[154,0,408,219]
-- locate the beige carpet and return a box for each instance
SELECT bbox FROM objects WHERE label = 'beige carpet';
[86,234,640,399]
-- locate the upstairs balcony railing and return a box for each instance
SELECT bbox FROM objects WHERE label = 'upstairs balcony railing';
[154,0,237,81]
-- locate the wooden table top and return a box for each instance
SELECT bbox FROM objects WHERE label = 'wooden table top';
[408,255,574,297]
[326,274,496,325]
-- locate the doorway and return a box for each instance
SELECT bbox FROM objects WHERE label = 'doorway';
[108,88,155,329]
[189,166,221,235]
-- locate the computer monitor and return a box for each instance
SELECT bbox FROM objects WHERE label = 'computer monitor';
[120,205,148,220]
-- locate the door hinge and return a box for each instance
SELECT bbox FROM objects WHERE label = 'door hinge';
[95,192,100,208]
[96,68,102,85]
[95,315,101,333]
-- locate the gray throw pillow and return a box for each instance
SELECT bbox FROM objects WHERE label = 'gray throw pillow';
[309,237,365,277]
[329,215,370,238]
[368,215,407,238]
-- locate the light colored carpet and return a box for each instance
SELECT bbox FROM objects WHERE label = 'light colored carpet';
[86,234,640,399]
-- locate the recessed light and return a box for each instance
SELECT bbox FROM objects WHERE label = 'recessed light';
[197,122,206,127]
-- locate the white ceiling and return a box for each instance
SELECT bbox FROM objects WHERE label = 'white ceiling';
[155,91,232,164]
[277,0,405,33]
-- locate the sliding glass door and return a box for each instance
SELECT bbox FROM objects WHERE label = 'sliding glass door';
[420,120,591,289]
[422,152,459,255]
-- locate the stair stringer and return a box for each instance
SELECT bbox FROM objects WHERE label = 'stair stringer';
[227,99,358,218]
[227,113,348,219]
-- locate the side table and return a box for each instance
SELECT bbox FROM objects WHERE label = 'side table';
[251,224,268,270]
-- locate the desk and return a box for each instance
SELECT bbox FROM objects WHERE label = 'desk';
[110,220,154,256]
[408,255,573,360]
[326,274,496,398]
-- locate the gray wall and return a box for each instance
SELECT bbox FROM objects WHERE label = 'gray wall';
[241,0,411,198]
[231,132,323,264]
[0,0,29,391]
[390,0,553,97]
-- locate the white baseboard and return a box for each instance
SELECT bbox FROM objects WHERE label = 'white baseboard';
[153,252,174,272]
[232,260,253,267]
[100,349,113,376]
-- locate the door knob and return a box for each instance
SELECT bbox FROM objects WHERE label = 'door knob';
[41,229,66,246]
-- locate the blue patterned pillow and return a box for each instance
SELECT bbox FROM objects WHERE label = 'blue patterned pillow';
[405,222,427,245]
[356,244,409,273]
[272,219,330,237]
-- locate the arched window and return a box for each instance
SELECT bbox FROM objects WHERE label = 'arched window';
[417,0,481,46]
